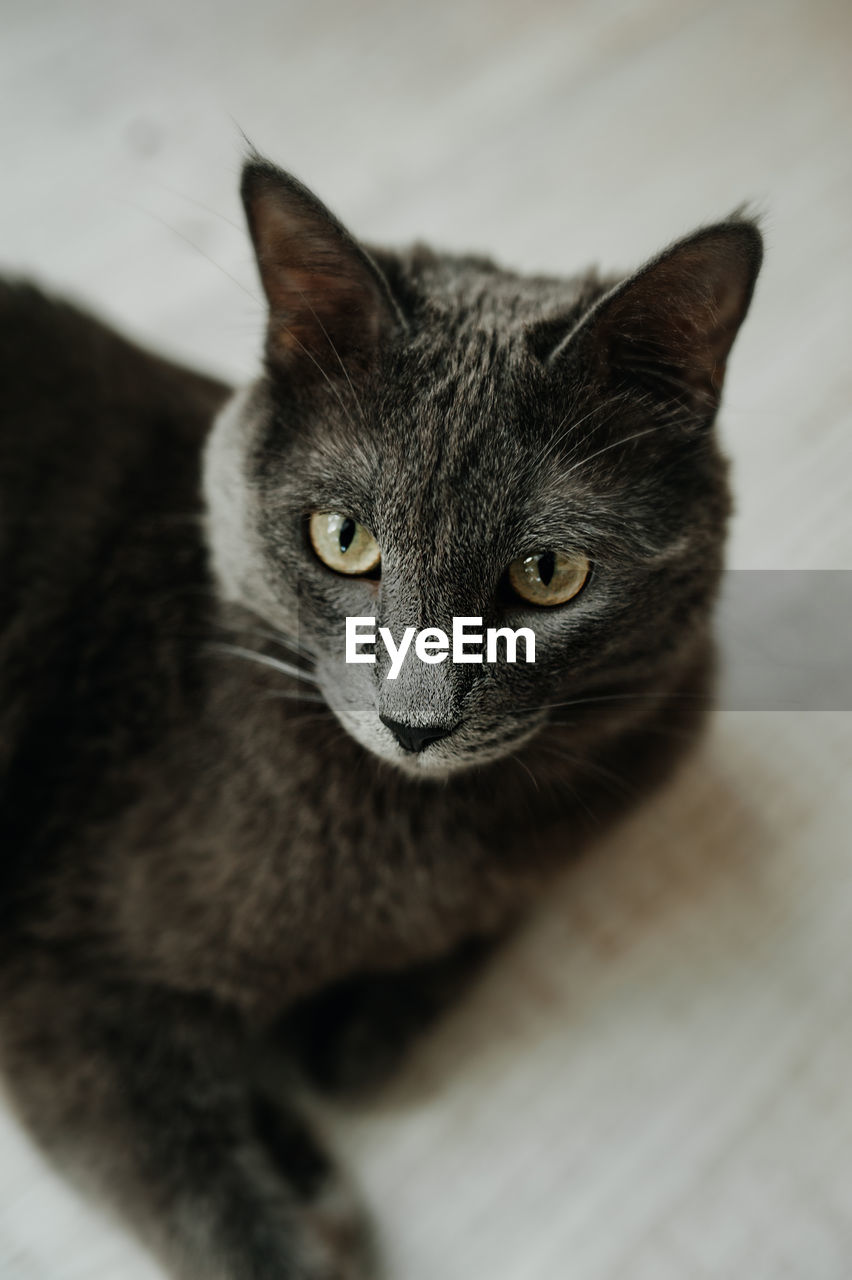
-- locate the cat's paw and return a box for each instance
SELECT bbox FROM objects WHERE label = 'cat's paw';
[284,979,421,1097]
[304,1178,380,1280]
[278,940,495,1098]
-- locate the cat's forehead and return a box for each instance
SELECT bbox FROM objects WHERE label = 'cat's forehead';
[373,335,528,483]
[307,268,599,536]
[286,253,612,545]
[396,248,591,331]
[363,365,564,560]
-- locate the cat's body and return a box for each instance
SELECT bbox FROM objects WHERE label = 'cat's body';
[0,161,761,1278]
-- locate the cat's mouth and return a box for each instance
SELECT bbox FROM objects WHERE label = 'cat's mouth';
[376,716,467,776]
[382,725,543,777]
[320,684,543,777]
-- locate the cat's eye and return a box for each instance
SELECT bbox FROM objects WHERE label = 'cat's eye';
[506,549,590,606]
[309,511,381,576]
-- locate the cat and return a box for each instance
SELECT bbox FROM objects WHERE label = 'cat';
[0,154,761,1279]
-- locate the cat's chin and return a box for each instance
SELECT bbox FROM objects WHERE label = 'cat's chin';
[365,743,498,781]
[331,711,478,780]
[320,695,541,780]
[383,752,467,780]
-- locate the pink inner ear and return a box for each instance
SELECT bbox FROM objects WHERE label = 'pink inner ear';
[248,187,393,377]
[266,264,383,366]
[661,241,754,356]
[598,233,758,412]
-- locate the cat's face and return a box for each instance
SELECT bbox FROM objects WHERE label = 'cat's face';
[204,158,761,779]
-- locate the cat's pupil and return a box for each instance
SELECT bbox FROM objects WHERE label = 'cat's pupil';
[338,518,356,554]
[538,551,555,586]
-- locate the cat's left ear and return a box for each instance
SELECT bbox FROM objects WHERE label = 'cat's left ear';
[241,157,405,379]
[550,220,763,428]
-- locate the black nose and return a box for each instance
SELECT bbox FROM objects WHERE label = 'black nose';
[379,716,457,754]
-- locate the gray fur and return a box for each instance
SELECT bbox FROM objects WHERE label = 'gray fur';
[0,158,762,1278]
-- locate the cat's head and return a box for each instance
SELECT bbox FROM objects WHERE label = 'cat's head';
[204,156,762,779]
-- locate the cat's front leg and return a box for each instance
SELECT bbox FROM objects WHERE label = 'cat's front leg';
[0,952,374,1280]
[276,935,497,1096]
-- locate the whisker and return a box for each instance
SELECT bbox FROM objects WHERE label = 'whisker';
[520,690,711,715]
[258,690,327,705]
[122,200,262,305]
[560,425,665,484]
[533,742,640,802]
[293,285,367,430]
[542,769,601,826]
[241,626,316,664]
[206,642,320,685]
[548,718,698,744]
[509,752,540,793]
[153,180,246,234]
[273,315,363,436]
[533,390,634,473]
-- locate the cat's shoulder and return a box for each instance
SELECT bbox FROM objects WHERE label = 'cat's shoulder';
[0,278,228,437]
[0,283,230,784]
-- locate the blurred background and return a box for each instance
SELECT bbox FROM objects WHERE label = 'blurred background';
[1,0,851,1277]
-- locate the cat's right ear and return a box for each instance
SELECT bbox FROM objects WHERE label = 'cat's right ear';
[547,220,763,430]
[241,157,405,381]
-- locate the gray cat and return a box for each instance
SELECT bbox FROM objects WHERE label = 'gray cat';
[0,155,761,1279]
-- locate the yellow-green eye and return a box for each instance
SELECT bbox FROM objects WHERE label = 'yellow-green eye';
[309,512,381,576]
[506,550,590,606]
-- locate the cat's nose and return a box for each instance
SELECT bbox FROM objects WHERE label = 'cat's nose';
[379,716,457,754]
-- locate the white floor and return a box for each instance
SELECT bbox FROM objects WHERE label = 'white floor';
[1,0,851,1276]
